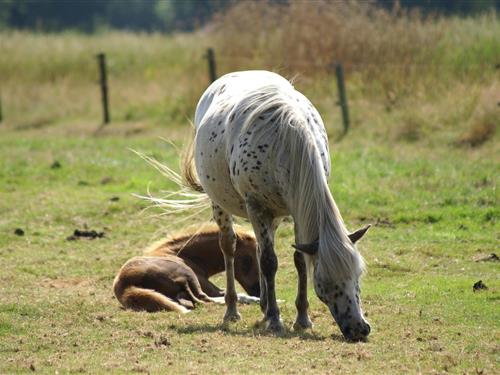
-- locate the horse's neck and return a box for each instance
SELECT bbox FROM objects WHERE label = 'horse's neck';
[174,233,226,277]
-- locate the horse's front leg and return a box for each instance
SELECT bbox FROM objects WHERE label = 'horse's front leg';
[212,203,240,322]
[293,251,313,330]
[246,196,283,332]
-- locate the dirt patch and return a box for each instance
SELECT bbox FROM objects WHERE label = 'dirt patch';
[358,216,394,228]
[66,229,105,241]
[473,280,488,292]
[375,217,395,228]
[50,160,62,169]
[474,253,499,262]
[41,277,93,289]
[100,176,114,185]
[154,335,171,348]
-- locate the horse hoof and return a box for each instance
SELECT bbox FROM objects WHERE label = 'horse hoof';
[223,311,241,323]
[293,319,313,331]
[265,319,284,333]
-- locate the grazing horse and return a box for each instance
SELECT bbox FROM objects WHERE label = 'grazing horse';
[164,70,371,341]
[113,225,260,313]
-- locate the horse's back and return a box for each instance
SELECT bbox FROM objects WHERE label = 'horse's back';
[194,71,291,128]
[193,70,329,218]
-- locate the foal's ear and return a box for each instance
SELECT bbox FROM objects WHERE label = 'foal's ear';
[348,225,371,244]
[292,240,319,255]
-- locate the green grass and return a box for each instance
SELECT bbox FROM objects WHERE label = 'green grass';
[0,19,498,373]
[0,122,498,373]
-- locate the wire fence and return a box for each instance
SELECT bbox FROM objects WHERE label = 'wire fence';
[0,45,496,133]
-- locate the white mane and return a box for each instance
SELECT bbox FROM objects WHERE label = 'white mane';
[233,83,365,280]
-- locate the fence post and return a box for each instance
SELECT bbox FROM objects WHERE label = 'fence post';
[335,63,349,134]
[0,92,3,123]
[206,48,217,84]
[96,52,110,124]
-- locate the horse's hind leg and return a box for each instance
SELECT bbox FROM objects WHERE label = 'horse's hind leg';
[245,196,283,332]
[212,203,240,322]
[197,275,225,298]
[293,251,313,330]
[184,275,223,305]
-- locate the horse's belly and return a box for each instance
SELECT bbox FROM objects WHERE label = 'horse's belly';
[230,160,289,217]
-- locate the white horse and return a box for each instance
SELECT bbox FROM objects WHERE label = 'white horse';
[167,71,371,341]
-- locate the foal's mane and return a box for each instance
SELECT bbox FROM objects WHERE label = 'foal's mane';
[236,83,364,280]
[143,223,254,257]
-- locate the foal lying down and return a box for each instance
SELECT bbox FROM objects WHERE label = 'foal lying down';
[113,225,261,313]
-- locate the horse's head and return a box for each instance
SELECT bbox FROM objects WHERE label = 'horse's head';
[295,225,371,341]
[314,271,370,342]
[234,232,261,297]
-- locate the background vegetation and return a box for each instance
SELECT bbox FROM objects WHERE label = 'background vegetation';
[0,1,498,374]
[1,0,499,32]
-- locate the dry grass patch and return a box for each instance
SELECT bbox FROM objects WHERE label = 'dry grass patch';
[456,83,499,147]
[211,1,498,92]
[212,1,440,77]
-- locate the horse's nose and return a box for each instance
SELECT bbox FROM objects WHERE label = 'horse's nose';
[361,321,371,336]
[249,283,261,297]
[343,321,371,342]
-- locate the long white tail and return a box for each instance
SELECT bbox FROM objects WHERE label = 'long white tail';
[131,139,211,219]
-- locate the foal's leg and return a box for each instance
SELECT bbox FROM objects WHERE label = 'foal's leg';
[245,196,283,332]
[196,275,224,298]
[293,251,313,330]
[212,203,240,322]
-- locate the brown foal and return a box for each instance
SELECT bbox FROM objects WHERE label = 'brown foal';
[113,225,260,313]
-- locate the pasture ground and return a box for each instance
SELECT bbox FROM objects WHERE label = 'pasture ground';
[0,16,498,373]
[0,119,498,374]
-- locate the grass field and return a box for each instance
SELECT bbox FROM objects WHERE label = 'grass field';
[0,119,498,374]
[0,9,499,373]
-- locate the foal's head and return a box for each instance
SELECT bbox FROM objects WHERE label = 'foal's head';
[234,231,261,297]
[295,225,371,341]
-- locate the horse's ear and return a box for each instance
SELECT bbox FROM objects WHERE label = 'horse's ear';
[348,225,371,244]
[292,240,319,255]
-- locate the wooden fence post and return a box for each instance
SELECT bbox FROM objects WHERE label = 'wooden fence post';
[96,53,110,124]
[206,48,217,84]
[335,63,350,134]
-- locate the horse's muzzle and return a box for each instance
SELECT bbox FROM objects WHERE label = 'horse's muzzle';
[248,282,261,297]
[341,320,371,342]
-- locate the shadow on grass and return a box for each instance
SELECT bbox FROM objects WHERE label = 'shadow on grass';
[170,321,347,342]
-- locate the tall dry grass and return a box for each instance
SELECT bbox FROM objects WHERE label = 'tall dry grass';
[0,32,211,127]
[456,82,499,147]
[211,1,498,90]
[0,3,497,145]
[208,1,498,144]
